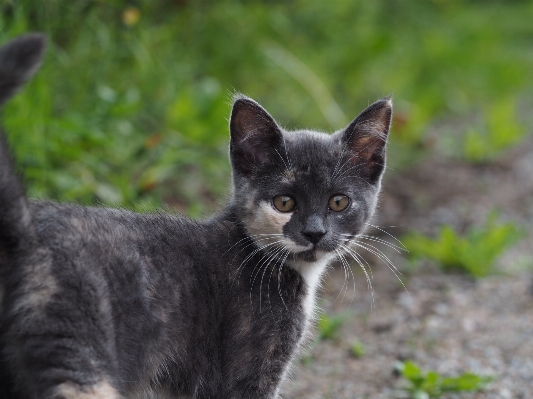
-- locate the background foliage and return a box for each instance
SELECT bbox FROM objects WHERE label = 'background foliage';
[2,0,532,217]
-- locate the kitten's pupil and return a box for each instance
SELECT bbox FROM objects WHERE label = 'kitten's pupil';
[328,195,349,212]
[273,195,296,212]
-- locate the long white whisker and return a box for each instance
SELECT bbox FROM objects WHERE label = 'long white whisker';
[232,240,285,288]
[366,224,408,250]
[332,146,348,179]
[341,250,358,308]
[228,234,283,266]
[282,136,293,170]
[351,234,405,253]
[339,244,374,310]
[249,242,286,282]
[351,240,401,275]
[332,156,355,181]
[335,161,367,180]
[254,245,285,312]
[275,149,290,171]
[232,238,277,276]
[249,243,286,308]
[267,247,290,315]
[277,249,291,312]
[223,235,255,257]
[258,244,288,312]
[349,240,410,298]
[340,244,373,291]
[333,249,350,305]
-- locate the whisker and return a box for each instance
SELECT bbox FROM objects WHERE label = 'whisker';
[258,245,288,312]
[343,252,357,308]
[334,161,367,180]
[282,136,293,170]
[266,247,290,315]
[276,249,292,312]
[223,235,255,257]
[275,148,290,171]
[232,240,285,288]
[226,234,282,263]
[332,146,348,179]
[247,240,283,281]
[355,235,405,253]
[365,223,408,250]
[333,249,350,305]
[249,242,285,286]
[340,244,373,292]
[332,156,355,181]
[249,244,286,309]
[351,240,401,275]
[254,244,285,296]
[339,244,374,310]
[250,243,285,291]
[349,240,410,298]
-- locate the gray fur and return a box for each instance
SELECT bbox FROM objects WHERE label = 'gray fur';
[0,34,392,399]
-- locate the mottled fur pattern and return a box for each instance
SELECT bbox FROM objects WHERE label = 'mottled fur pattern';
[0,34,392,398]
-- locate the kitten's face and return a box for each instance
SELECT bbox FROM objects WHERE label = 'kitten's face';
[229,96,392,265]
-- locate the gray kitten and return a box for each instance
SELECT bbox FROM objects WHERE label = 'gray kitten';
[0,34,392,399]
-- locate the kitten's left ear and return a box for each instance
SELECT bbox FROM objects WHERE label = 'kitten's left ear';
[342,97,392,184]
[229,96,283,176]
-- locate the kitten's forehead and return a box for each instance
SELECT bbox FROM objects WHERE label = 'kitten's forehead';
[282,129,341,172]
[260,129,346,199]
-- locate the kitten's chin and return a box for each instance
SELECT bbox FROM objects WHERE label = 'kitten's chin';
[292,248,332,263]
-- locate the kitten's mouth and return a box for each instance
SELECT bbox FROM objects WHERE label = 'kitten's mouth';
[293,245,332,262]
[282,238,335,262]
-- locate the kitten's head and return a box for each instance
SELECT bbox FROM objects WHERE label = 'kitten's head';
[229,95,392,267]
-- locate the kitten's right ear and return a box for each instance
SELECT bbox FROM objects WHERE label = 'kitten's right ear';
[0,33,47,107]
[229,96,283,176]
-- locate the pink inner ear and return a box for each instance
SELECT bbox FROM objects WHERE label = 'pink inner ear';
[343,99,392,168]
[348,134,386,165]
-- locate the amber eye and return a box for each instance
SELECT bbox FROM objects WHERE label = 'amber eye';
[273,195,296,212]
[328,195,350,212]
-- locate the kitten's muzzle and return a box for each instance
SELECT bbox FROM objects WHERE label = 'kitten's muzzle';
[301,214,327,245]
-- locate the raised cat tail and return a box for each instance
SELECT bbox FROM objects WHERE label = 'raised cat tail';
[0,33,46,256]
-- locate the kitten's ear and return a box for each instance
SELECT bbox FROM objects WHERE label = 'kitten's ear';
[229,96,283,176]
[342,97,392,183]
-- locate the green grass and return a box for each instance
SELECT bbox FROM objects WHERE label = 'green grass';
[402,213,524,277]
[2,1,533,215]
[350,340,366,359]
[318,311,350,341]
[461,97,527,163]
[395,361,492,399]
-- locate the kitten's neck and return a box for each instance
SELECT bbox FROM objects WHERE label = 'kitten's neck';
[286,254,334,319]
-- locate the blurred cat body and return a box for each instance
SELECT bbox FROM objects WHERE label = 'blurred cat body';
[0,34,392,399]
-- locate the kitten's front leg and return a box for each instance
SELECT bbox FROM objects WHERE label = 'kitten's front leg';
[221,340,296,399]
[192,353,290,399]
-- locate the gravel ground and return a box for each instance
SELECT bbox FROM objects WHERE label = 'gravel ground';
[283,267,533,399]
[282,136,533,398]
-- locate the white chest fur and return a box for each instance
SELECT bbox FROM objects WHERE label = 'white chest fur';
[286,253,334,322]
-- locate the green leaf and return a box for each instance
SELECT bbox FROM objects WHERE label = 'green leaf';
[402,213,524,278]
[397,361,492,398]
